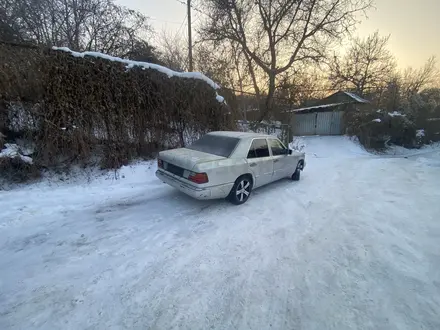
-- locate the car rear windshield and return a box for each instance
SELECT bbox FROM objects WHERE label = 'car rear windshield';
[187,134,239,158]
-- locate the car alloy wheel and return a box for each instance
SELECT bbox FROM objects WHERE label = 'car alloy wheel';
[236,179,251,202]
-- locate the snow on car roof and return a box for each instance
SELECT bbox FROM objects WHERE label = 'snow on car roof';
[208,131,272,139]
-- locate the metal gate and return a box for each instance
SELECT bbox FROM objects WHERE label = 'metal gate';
[292,111,344,136]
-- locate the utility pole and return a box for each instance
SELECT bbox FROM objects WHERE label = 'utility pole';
[187,0,193,71]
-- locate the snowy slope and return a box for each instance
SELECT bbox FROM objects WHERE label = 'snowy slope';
[1,137,440,330]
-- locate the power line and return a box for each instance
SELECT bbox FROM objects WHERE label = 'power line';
[174,0,199,71]
[149,17,184,25]
[221,85,387,100]
[176,13,188,38]
[223,87,338,99]
[174,0,205,16]
[192,12,201,25]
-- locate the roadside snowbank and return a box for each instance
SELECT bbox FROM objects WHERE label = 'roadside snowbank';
[380,141,440,157]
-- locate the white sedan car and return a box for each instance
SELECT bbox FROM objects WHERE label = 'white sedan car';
[156,131,305,204]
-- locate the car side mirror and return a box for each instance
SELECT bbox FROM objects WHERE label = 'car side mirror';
[287,149,293,155]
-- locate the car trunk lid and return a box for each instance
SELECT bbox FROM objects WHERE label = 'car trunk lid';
[159,148,225,171]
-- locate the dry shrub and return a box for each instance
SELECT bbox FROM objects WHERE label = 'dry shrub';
[420,119,440,142]
[100,141,136,169]
[0,42,45,104]
[346,110,417,149]
[0,132,5,149]
[415,108,440,143]
[386,116,417,147]
[0,157,40,183]
[0,41,233,176]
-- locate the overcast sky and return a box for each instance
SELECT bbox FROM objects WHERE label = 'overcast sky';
[119,0,440,69]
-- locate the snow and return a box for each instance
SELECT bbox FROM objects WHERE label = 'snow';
[1,137,440,329]
[236,120,283,139]
[52,47,225,103]
[296,135,370,158]
[343,91,370,103]
[289,136,308,152]
[388,111,406,117]
[416,129,425,138]
[215,94,225,103]
[0,143,33,164]
[415,153,440,167]
[52,47,220,90]
[372,118,381,123]
[380,141,440,157]
[288,102,347,113]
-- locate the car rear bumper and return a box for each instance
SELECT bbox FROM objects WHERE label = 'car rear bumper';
[156,169,233,200]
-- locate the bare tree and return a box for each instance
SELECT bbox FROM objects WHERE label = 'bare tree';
[329,31,396,96]
[277,67,330,106]
[402,56,439,95]
[200,0,373,121]
[194,42,237,86]
[0,0,152,57]
[157,29,188,71]
[377,74,402,111]
[0,4,26,42]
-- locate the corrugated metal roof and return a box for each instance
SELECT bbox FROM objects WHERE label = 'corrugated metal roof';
[286,102,347,113]
[343,92,370,103]
[286,91,370,113]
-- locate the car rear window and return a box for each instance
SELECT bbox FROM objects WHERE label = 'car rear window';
[187,134,239,158]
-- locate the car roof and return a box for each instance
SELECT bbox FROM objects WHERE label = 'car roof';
[208,131,273,139]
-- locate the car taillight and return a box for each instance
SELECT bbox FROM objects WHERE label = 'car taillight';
[157,159,163,168]
[188,172,209,184]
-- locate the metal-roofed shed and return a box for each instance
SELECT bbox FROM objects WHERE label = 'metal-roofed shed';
[287,91,371,136]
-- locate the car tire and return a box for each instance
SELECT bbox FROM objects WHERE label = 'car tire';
[292,161,303,181]
[292,169,301,181]
[228,175,253,205]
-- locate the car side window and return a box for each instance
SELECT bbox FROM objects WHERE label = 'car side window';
[247,139,270,158]
[268,139,287,156]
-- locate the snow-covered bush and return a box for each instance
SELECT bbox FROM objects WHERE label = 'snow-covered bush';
[0,158,40,185]
[412,89,440,142]
[0,144,39,185]
[345,109,418,149]
[0,143,33,164]
[415,129,426,146]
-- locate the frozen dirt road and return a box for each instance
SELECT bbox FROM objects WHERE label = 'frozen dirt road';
[1,137,440,330]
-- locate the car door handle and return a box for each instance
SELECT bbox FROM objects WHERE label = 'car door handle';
[249,163,257,167]
[273,159,279,163]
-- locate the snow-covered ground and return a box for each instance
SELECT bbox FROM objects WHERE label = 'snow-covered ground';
[1,136,440,330]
